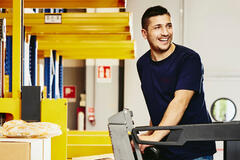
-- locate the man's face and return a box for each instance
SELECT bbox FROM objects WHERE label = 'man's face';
[142,14,173,53]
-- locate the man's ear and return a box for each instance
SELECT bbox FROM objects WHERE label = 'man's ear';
[141,29,148,39]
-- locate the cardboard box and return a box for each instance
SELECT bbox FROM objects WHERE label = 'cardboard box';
[0,141,30,160]
[0,138,51,160]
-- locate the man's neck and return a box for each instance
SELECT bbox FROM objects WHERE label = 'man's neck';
[151,43,176,62]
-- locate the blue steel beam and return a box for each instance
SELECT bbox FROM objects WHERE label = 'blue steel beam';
[44,57,51,98]
[6,36,12,92]
[59,56,63,98]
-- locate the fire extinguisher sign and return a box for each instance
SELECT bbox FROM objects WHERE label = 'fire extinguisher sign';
[63,85,76,102]
[96,65,112,83]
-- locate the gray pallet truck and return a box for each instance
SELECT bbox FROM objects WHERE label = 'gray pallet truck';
[108,109,240,160]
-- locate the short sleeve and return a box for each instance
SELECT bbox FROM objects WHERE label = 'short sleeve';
[175,55,203,93]
[137,59,143,83]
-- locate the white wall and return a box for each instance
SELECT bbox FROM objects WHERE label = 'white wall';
[86,59,119,130]
[125,0,183,126]
[184,0,240,75]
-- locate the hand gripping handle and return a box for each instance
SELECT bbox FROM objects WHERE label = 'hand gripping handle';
[132,125,185,146]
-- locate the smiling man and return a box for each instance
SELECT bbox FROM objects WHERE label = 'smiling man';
[136,5,216,160]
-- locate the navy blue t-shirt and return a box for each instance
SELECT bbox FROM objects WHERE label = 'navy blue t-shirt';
[137,44,216,160]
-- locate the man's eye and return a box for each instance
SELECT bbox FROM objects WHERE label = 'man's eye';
[154,26,160,29]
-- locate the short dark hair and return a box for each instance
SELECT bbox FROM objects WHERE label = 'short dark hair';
[141,5,171,30]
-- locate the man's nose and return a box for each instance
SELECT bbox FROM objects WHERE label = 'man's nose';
[161,27,169,36]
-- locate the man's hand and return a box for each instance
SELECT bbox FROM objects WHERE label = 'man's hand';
[130,133,153,153]
[138,134,160,153]
[131,129,153,150]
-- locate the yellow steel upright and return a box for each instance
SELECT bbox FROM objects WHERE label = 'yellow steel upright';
[12,0,22,98]
[41,99,68,160]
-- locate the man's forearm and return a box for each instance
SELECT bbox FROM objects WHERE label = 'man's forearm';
[146,120,153,135]
[151,90,193,141]
[151,99,187,141]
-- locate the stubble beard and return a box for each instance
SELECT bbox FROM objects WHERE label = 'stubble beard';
[151,41,172,54]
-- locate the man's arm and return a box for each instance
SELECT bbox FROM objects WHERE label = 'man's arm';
[131,120,153,149]
[138,89,194,152]
[151,89,194,141]
[142,120,153,136]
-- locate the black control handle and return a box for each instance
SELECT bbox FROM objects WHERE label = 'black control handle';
[132,125,185,146]
[132,122,240,146]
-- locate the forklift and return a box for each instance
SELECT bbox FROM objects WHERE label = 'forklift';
[108,109,240,160]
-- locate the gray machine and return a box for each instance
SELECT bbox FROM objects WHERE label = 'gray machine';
[108,109,143,160]
[108,109,240,160]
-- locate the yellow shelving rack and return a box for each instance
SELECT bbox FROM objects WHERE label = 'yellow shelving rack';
[67,130,112,159]
[0,0,133,159]
[0,0,126,8]
[0,12,135,59]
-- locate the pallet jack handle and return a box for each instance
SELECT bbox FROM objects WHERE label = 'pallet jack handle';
[132,122,240,146]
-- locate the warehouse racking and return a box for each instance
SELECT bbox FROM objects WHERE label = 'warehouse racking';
[0,0,134,159]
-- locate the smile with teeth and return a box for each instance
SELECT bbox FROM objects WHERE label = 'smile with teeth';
[159,38,168,42]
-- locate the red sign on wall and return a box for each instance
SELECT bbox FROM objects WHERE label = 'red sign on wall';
[96,65,111,83]
[63,86,76,102]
